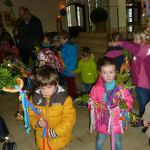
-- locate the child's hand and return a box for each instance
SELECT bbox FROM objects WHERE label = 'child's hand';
[108,41,119,47]
[143,120,149,127]
[37,120,46,128]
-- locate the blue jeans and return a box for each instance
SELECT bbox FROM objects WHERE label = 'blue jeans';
[136,87,150,116]
[96,133,122,150]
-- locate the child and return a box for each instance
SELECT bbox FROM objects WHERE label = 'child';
[37,33,61,71]
[28,66,76,150]
[109,28,150,118]
[73,47,97,94]
[88,57,133,150]
[105,32,125,70]
[142,100,150,146]
[58,30,78,99]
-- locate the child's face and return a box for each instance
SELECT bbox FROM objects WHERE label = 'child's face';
[59,37,68,45]
[54,40,60,48]
[101,64,116,83]
[40,84,57,98]
[82,53,89,61]
[134,36,143,44]
[43,37,50,45]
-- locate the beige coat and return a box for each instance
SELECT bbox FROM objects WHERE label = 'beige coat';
[142,101,150,137]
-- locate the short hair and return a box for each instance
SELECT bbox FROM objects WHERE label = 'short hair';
[58,30,69,40]
[133,28,146,41]
[34,66,59,87]
[108,32,122,42]
[81,47,91,57]
[43,32,51,41]
[97,57,116,71]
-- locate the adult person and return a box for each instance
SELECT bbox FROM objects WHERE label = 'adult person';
[17,7,43,65]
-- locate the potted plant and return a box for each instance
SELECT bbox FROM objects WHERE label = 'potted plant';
[90,7,108,32]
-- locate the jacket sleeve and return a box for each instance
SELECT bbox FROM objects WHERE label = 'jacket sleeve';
[121,41,140,55]
[89,86,98,101]
[142,101,150,122]
[91,62,98,81]
[122,89,133,111]
[53,96,76,137]
[73,60,81,74]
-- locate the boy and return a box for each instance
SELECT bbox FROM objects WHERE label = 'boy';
[73,47,97,94]
[58,31,78,99]
[28,66,76,150]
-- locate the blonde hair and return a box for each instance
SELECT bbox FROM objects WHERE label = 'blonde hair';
[133,28,147,41]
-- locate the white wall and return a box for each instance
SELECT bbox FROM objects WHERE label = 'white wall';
[0,0,68,32]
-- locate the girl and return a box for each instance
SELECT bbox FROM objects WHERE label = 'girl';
[109,28,150,117]
[37,33,61,72]
[105,32,125,70]
[88,57,133,150]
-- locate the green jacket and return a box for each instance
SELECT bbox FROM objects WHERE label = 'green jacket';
[74,55,97,84]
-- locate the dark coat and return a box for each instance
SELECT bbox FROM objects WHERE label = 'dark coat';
[17,15,43,50]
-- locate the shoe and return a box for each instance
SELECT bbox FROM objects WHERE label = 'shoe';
[130,119,143,127]
[141,127,148,133]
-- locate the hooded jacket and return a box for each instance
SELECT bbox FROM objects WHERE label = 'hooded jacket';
[28,86,76,150]
[89,77,133,134]
[60,41,78,77]
[73,54,97,84]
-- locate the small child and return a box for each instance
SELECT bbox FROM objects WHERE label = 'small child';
[58,30,78,99]
[73,47,97,94]
[105,32,125,70]
[109,28,150,118]
[28,66,76,150]
[88,57,133,150]
[37,33,61,71]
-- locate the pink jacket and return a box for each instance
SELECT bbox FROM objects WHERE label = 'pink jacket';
[89,77,133,134]
[120,41,150,89]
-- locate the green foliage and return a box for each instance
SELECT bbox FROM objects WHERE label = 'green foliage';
[75,94,89,104]
[0,60,19,89]
[90,7,108,23]
[119,99,128,109]
[116,72,135,89]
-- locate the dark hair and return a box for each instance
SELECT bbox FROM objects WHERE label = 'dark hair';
[34,66,58,88]
[108,32,122,42]
[43,32,51,41]
[81,47,91,57]
[58,30,69,40]
[97,57,116,71]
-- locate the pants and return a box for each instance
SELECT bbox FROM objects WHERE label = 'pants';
[96,133,122,150]
[136,87,150,116]
[64,76,76,98]
[82,83,92,94]
[20,49,36,65]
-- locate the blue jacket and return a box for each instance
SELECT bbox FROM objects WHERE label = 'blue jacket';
[61,41,78,77]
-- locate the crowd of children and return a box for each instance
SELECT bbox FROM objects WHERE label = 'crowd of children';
[1,5,150,150]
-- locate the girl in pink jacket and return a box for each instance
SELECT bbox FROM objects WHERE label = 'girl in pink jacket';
[109,28,150,118]
[88,57,133,150]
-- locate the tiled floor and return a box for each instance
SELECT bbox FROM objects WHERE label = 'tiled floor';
[0,93,149,150]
